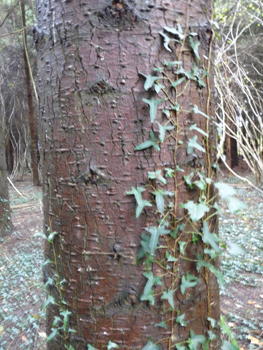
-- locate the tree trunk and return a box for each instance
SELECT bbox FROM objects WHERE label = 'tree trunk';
[36,1,220,349]
[0,90,13,237]
[21,0,41,186]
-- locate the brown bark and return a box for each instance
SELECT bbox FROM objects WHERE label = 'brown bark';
[36,1,220,349]
[21,0,41,186]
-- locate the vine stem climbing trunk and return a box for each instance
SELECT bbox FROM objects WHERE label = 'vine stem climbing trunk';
[20,0,41,186]
[36,0,220,349]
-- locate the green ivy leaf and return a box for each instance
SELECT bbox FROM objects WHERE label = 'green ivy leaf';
[47,328,59,342]
[214,182,236,198]
[226,197,247,214]
[107,341,119,349]
[142,97,165,123]
[169,77,185,89]
[184,171,194,189]
[176,346,187,350]
[221,341,239,350]
[163,60,182,67]
[189,36,201,61]
[139,73,161,91]
[171,102,181,111]
[154,84,164,93]
[159,31,175,52]
[156,122,174,142]
[228,242,245,256]
[165,251,178,262]
[192,105,210,119]
[178,241,187,255]
[155,321,168,329]
[207,317,217,328]
[47,231,58,243]
[202,222,221,252]
[176,313,187,326]
[141,272,162,305]
[145,225,170,255]
[189,123,208,137]
[180,273,199,295]
[141,340,159,350]
[180,201,209,221]
[161,290,174,309]
[188,330,206,350]
[41,295,56,310]
[152,191,165,214]
[126,187,152,218]
[165,168,175,177]
[135,131,160,152]
[148,169,167,184]
[164,25,185,40]
[87,345,97,350]
[187,135,206,154]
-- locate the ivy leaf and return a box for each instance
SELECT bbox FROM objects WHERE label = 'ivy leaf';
[189,123,208,137]
[208,331,217,341]
[142,97,165,123]
[152,190,165,214]
[126,187,152,218]
[165,251,177,262]
[145,225,170,255]
[148,169,167,184]
[176,165,184,172]
[139,73,161,91]
[207,317,217,328]
[197,258,224,287]
[176,313,187,326]
[47,328,59,342]
[202,221,221,252]
[176,346,187,350]
[214,182,236,199]
[192,105,210,119]
[135,132,160,152]
[226,197,247,214]
[188,330,206,350]
[107,341,118,349]
[180,273,199,295]
[178,241,187,255]
[165,168,175,177]
[180,201,209,221]
[156,122,174,142]
[47,231,58,243]
[221,341,239,350]
[141,340,159,350]
[228,241,245,256]
[163,109,170,118]
[141,272,162,305]
[187,135,206,154]
[163,60,182,67]
[155,321,168,329]
[161,290,174,309]
[87,345,98,350]
[184,171,194,189]
[189,36,201,61]
[169,77,185,89]
[164,25,185,40]
[41,295,56,310]
[171,102,181,111]
[159,31,174,52]
[154,84,164,93]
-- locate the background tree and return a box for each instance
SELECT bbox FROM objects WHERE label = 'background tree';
[0,73,13,237]
[36,0,221,349]
[215,0,263,185]
[0,0,40,183]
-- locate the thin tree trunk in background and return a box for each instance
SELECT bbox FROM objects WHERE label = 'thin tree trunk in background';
[21,0,41,186]
[0,89,13,237]
[36,0,220,349]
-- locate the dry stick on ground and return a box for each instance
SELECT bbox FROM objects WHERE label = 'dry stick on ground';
[7,177,26,198]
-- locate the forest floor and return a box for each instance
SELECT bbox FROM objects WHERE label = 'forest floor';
[0,160,263,350]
